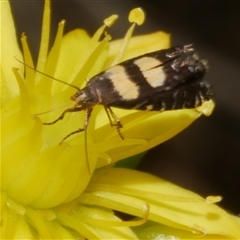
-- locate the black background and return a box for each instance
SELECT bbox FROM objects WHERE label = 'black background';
[10,0,240,215]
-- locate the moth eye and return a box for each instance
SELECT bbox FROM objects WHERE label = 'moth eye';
[70,90,83,101]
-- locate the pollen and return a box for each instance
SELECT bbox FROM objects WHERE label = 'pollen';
[104,14,118,27]
[128,8,145,25]
[196,99,215,116]
[205,195,222,204]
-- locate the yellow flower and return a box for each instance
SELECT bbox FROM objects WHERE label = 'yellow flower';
[1,0,239,239]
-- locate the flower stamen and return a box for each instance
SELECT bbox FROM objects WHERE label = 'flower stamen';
[206,195,222,204]
[5,197,26,216]
[191,223,207,237]
[85,204,149,228]
[72,15,118,81]
[112,8,145,65]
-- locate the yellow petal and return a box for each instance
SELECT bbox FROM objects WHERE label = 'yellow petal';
[81,167,240,239]
[1,0,23,104]
[94,107,205,168]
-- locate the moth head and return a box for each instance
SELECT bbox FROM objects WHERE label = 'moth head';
[71,89,88,106]
[71,87,97,108]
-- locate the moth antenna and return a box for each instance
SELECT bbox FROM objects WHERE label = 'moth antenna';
[32,103,74,117]
[14,57,81,91]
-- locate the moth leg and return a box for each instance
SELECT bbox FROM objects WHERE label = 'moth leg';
[42,106,83,125]
[103,106,124,140]
[59,107,93,144]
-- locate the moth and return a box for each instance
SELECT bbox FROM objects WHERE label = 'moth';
[42,44,212,142]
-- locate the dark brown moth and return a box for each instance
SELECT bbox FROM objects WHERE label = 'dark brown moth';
[43,44,211,142]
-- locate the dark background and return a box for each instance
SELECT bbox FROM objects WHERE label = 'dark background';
[10,0,240,215]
